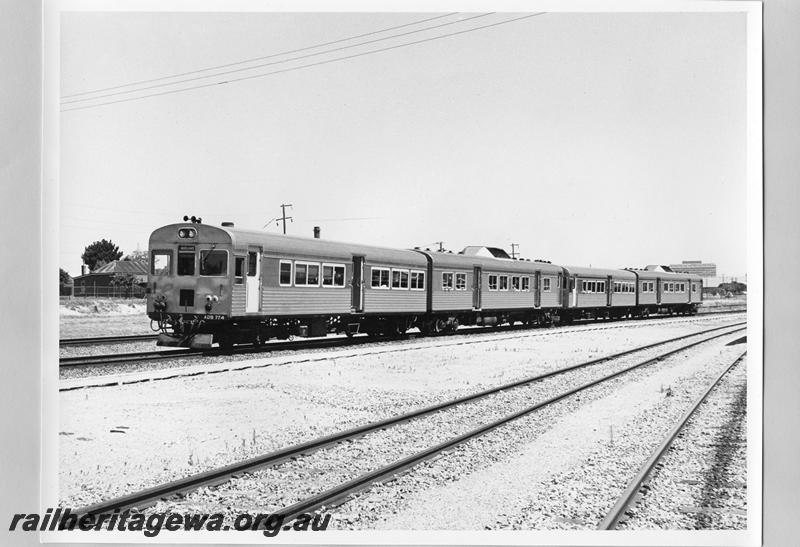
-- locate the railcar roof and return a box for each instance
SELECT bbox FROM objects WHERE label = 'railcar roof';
[224,227,428,266]
[149,223,233,245]
[421,250,563,274]
[627,269,703,281]
[561,266,637,279]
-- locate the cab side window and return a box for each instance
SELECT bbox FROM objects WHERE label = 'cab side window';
[235,257,245,285]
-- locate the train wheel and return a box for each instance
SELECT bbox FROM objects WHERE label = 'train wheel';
[447,318,459,333]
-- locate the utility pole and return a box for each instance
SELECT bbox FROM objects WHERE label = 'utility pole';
[279,203,293,234]
[511,243,519,259]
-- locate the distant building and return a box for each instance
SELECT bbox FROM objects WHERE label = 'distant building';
[668,260,717,278]
[72,260,148,297]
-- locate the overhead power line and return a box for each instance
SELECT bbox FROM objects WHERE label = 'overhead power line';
[60,12,460,99]
[61,12,546,113]
[61,13,493,106]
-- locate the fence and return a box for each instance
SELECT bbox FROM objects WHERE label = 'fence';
[62,284,147,298]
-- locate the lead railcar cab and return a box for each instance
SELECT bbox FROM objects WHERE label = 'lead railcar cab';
[147,221,428,348]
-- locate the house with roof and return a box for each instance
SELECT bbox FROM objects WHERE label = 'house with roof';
[72,259,148,297]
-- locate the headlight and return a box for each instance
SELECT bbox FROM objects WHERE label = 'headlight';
[178,228,197,238]
[205,295,213,302]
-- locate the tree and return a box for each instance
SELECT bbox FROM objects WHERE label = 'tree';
[110,273,137,297]
[123,249,148,262]
[59,268,73,297]
[82,239,123,271]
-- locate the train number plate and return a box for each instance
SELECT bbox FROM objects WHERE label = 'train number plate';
[204,314,227,321]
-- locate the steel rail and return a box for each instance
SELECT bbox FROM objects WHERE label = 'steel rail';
[75,322,744,517]
[272,327,747,523]
[59,334,158,347]
[597,350,747,530]
[60,310,745,368]
[58,337,374,367]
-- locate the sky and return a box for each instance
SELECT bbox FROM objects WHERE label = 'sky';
[59,9,749,279]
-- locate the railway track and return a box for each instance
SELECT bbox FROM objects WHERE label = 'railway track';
[59,334,158,347]
[598,350,747,530]
[74,322,745,519]
[59,336,382,368]
[59,309,746,369]
[57,306,746,348]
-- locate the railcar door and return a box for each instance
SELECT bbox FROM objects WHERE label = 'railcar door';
[534,271,541,308]
[245,248,261,313]
[656,278,662,305]
[352,256,364,313]
[606,275,613,307]
[571,276,577,307]
[472,266,482,310]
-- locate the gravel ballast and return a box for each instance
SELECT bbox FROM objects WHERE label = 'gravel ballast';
[58,314,744,383]
[59,316,745,522]
[326,338,747,530]
[152,330,743,518]
[619,356,748,530]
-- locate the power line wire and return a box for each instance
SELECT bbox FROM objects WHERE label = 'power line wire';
[61,13,492,106]
[61,12,546,113]
[61,13,460,99]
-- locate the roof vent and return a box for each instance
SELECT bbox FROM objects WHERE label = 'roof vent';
[221,221,234,227]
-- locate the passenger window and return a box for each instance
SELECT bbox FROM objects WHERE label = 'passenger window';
[543,278,551,292]
[333,266,345,287]
[455,273,467,290]
[371,267,390,288]
[522,277,530,291]
[295,263,308,285]
[499,276,509,291]
[392,270,410,289]
[322,264,346,287]
[488,275,498,291]
[511,276,520,291]
[442,272,454,290]
[279,261,292,286]
[307,264,320,286]
[410,270,425,290]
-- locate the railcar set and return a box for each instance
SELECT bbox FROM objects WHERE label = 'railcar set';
[147,218,703,348]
